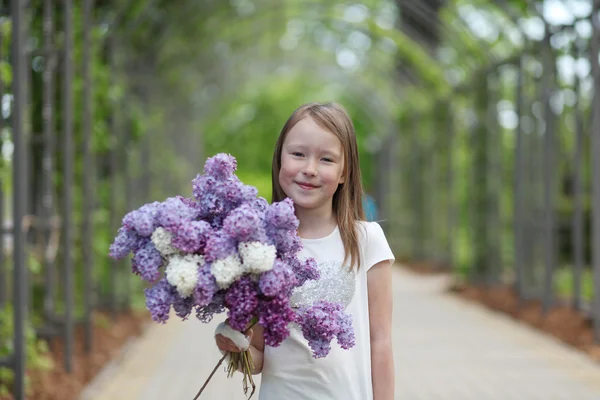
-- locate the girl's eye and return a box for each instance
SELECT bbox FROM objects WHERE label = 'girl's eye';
[322,158,333,163]
[292,152,304,157]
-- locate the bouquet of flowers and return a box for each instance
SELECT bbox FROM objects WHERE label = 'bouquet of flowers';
[109,153,355,399]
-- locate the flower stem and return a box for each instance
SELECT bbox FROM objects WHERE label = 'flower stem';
[194,318,260,399]
[193,352,229,400]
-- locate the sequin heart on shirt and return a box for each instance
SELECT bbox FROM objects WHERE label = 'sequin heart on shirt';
[290,260,356,309]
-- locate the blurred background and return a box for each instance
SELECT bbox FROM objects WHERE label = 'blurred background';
[1,0,600,398]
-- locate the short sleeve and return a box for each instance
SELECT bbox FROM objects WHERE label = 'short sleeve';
[363,222,395,271]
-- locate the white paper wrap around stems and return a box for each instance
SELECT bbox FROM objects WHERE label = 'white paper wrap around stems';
[215,321,251,355]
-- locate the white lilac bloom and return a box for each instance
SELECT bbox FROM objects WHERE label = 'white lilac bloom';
[211,254,244,289]
[151,227,178,256]
[238,241,277,274]
[165,254,205,298]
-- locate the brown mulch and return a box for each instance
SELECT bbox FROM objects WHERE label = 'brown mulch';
[1,310,150,400]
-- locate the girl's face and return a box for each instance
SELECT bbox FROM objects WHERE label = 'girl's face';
[279,116,345,213]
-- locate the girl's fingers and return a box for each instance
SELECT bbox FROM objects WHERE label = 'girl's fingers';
[215,334,242,352]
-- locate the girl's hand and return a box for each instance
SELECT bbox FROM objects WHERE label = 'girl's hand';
[215,325,254,353]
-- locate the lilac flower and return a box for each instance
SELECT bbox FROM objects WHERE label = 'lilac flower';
[193,168,256,220]
[139,201,162,220]
[258,295,296,347]
[225,276,259,331]
[285,255,320,287]
[144,279,174,324]
[265,198,298,231]
[109,227,139,260]
[238,242,277,274]
[172,294,194,320]
[223,203,265,242]
[177,195,199,209]
[110,152,355,364]
[269,228,302,256]
[151,227,177,256]
[259,260,298,297]
[196,291,226,323]
[171,220,212,253]
[204,230,237,262]
[122,209,154,237]
[296,301,355,358]
[165,254,204,297]
[252,197,269,215]
[336,312,355,350]
[156,197,199,231]
[203,153,237,180]
[132,241,163,282]
[194,264,219,306]
[240,183,259,203]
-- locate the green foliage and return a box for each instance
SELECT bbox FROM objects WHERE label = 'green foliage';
[0,305,54,395]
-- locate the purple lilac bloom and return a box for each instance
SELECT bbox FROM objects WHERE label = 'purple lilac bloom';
[269,228,302,256]
[177,195,201,212]
[258,295,296,347]
[192,175,222,216]
[109,227,139,260]
[156,197,199,231]
[223,203,265,242]
[284,255,320,287]
[296,301,354,358]
[122,209,155,237]
[203,229,237,262]
[336,312,355,350]
[240,183,259,203]
[225,276,259,331]
[213,177,245,209]
[203,153,237,180]
[171,220,212,253]
[259,260,298,297]
[194,264,218,306]
[172,293,194,320]
[132,241,163,282]
[144,279,174,324]
[139,201,162,220]
[196,291,226,323]
[265,198,299,231]
[252,197,269,215]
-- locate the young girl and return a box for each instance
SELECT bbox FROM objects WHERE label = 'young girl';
[215,102,395,400]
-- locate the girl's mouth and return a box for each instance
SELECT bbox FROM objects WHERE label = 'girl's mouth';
[296,182,319,190]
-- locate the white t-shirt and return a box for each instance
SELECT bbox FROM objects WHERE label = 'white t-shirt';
[259,221,395,400]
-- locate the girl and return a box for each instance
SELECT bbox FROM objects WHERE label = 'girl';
[215,102,395,400]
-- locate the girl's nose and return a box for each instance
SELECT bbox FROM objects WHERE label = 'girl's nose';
[303,158,318,176]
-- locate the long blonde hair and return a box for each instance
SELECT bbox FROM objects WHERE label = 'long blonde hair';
[271,102,366,269]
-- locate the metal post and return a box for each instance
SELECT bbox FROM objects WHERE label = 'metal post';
[514,57,525,302]
[62,0,74,372]
[109,31,119,319]
[446,103,455,269]
[572,40,585,312]
[0,181,4,307]
[0,26,5,308]
[590,0,600,343]
[542,25,556,314]
[42,0,56,320]
[123,121,131,309]
[11,0,29,396]
[82,0,95,352]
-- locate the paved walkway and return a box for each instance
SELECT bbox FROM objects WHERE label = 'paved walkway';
[80,267,600,400]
